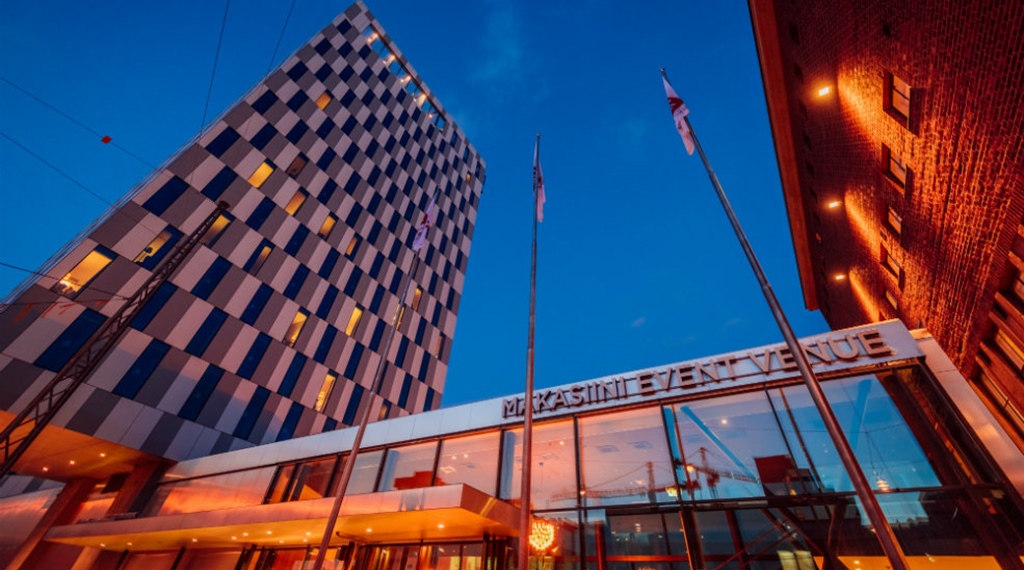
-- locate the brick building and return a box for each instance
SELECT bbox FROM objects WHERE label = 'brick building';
[748,1,1024,445]
[0,0,484,490]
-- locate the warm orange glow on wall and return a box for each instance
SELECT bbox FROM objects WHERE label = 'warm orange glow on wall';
[828,200,842,209]
[817,86,831,97]
[530,520,555,552]
[834,274,847,281]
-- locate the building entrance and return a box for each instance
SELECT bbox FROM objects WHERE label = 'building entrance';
[244,536,514,570]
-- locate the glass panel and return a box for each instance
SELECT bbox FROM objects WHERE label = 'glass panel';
[134,227,182,270]
[346,306,363,336]
[887,206,902,236]
[315,372,338,413]
[346,449,383,495]
[379,441,438,491]
[201,213,232,247]
[770,376,940,494]
[248,161,274,188]
[579,406,676,506]
[284,190,307,215]
[891,74,911,118]
[148,466,276,516]
[606,512,668,556]
[316,92,331,109]
[412,287,423,310]
[319,214,338,238]
[291,456,339,501]
[500,420,577,510]
[672,391,794,501]
[284,309,309,347]
[52,248,115,297]
[436,431,500,494]
[888,154,908,185]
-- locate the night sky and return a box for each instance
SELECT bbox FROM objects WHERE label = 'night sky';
[0,0,828,408]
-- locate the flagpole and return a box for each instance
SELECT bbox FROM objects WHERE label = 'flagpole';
[660,69,910,570]
[517,132,541,570]
[311,189,439,570]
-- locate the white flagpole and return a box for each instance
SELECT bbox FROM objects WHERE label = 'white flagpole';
[660,68,910,570]
[517,132,542,570]
[311,188,440,570]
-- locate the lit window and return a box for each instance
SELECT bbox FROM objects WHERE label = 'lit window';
[52,247,115,298]
[435,335,445,357]
[284,190,307,215]
[1012,271,1024,302]
[889,73,911,119]
[884,288,898,310]
[345,236,360,258]
[394,305,406,329]
[412,287,423,311]
[286,155,307,177]
[315,372,338,412]
[315,92,331,110]
[994,330,1024,371]
[887,206,902,237]
[134,228,182,270]
[246,242,273,275]
[465,173,472,185]
[882,247,902,278]
[248,161,274,188]
[887,151,908,186]
[346,306,364,336]
[201,213,233,247]
[284,309,309,347]
[319,214,338,238]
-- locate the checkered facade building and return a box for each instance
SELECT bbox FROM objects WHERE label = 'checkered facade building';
[0,2,485,462]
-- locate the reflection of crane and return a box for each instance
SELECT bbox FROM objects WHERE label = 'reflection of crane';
[680,447,758,499]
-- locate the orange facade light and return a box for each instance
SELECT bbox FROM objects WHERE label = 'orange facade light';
[530,520,556,552]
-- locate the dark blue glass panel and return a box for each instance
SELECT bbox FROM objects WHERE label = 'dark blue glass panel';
[323,418,338,431]
[276,402,304,441]
[240,284,273,325]
[369,320,385,352]
[418,353,430,381]
[283,265,310,301]
[398,374,412,409]
[344,344,364,379]
[316,118,336,139]
[287,92,309,112]
[318,180,338,204]
[192,257,231,300]
[317,148,337,170]
[395,338,409,367]
[345,202,363,227]
[252,91,278,113]
[424,387,436,411]
[251,124,277,150]
[243,239,274,273]
[278,354,307,398]
[286,122,309,144]
[316,286,339,319]
[142,177,188,215]
[201,167,238,200]
[237,333,272,380]
[369,285,385,313]
[343,384,364,425]
[179,365,225,421]
[247,198,275,230]
[313,326,338,364]
[206,127,239,158]
[344,267,363,296]
[234,386,271,439]
[113,340,171,398]
[131,282,176,331]
[286,62,308,81]
[184,309,227,357]
[319,249,340,279]
[35,309,105,371]
[136,227,183,271]
[285,226,309,256]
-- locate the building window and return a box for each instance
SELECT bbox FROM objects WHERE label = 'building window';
[345,236,361,258]
[888,73,911,119]
[319,214,338,238]
[286,155,308,178]
[886,147,909,186]
[412,286,423,311]
[994,330,1024,372]
[244,240,274,275]
[346,306,364,336]
[34,309,106,371]
[884,288,898,311]
[1012,271,1024,303]
[201,213,233,247]
[315,372,338,413]
[284,189,308,215]
[134,227,183,270]
[265,456,338,504]
[435,334,445,357]
[52,247,115,298]
[886,206,903,238]
[882,246,902,282]
[315,92,331,110]
[185,309,228,357]
[247,161,275,188]
[283,309,309,347]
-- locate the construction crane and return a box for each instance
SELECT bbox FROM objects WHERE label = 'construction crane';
[0,201,229,478]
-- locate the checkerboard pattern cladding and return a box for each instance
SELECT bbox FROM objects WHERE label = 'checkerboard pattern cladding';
[0,2,485,462]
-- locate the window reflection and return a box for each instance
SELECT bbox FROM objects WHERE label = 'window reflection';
[265,456,338,503]
[579,407,675,506]
[436,431,500,494]
[346,450,383,495]
[379,441,437,491]
[672,391,795,501]
[500,420,577,510]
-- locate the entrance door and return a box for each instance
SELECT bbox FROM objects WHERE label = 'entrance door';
[360,540,508,570]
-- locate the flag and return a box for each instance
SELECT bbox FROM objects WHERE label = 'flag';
[412,193,437,252]
[662,76,695,155]
[534,138,546,222]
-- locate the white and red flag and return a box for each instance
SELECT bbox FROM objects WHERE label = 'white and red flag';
[662,76,695,155]
[412,192,438,252]
[533,138,546,222]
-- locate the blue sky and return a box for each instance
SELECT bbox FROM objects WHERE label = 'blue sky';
[0,0,827,407]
